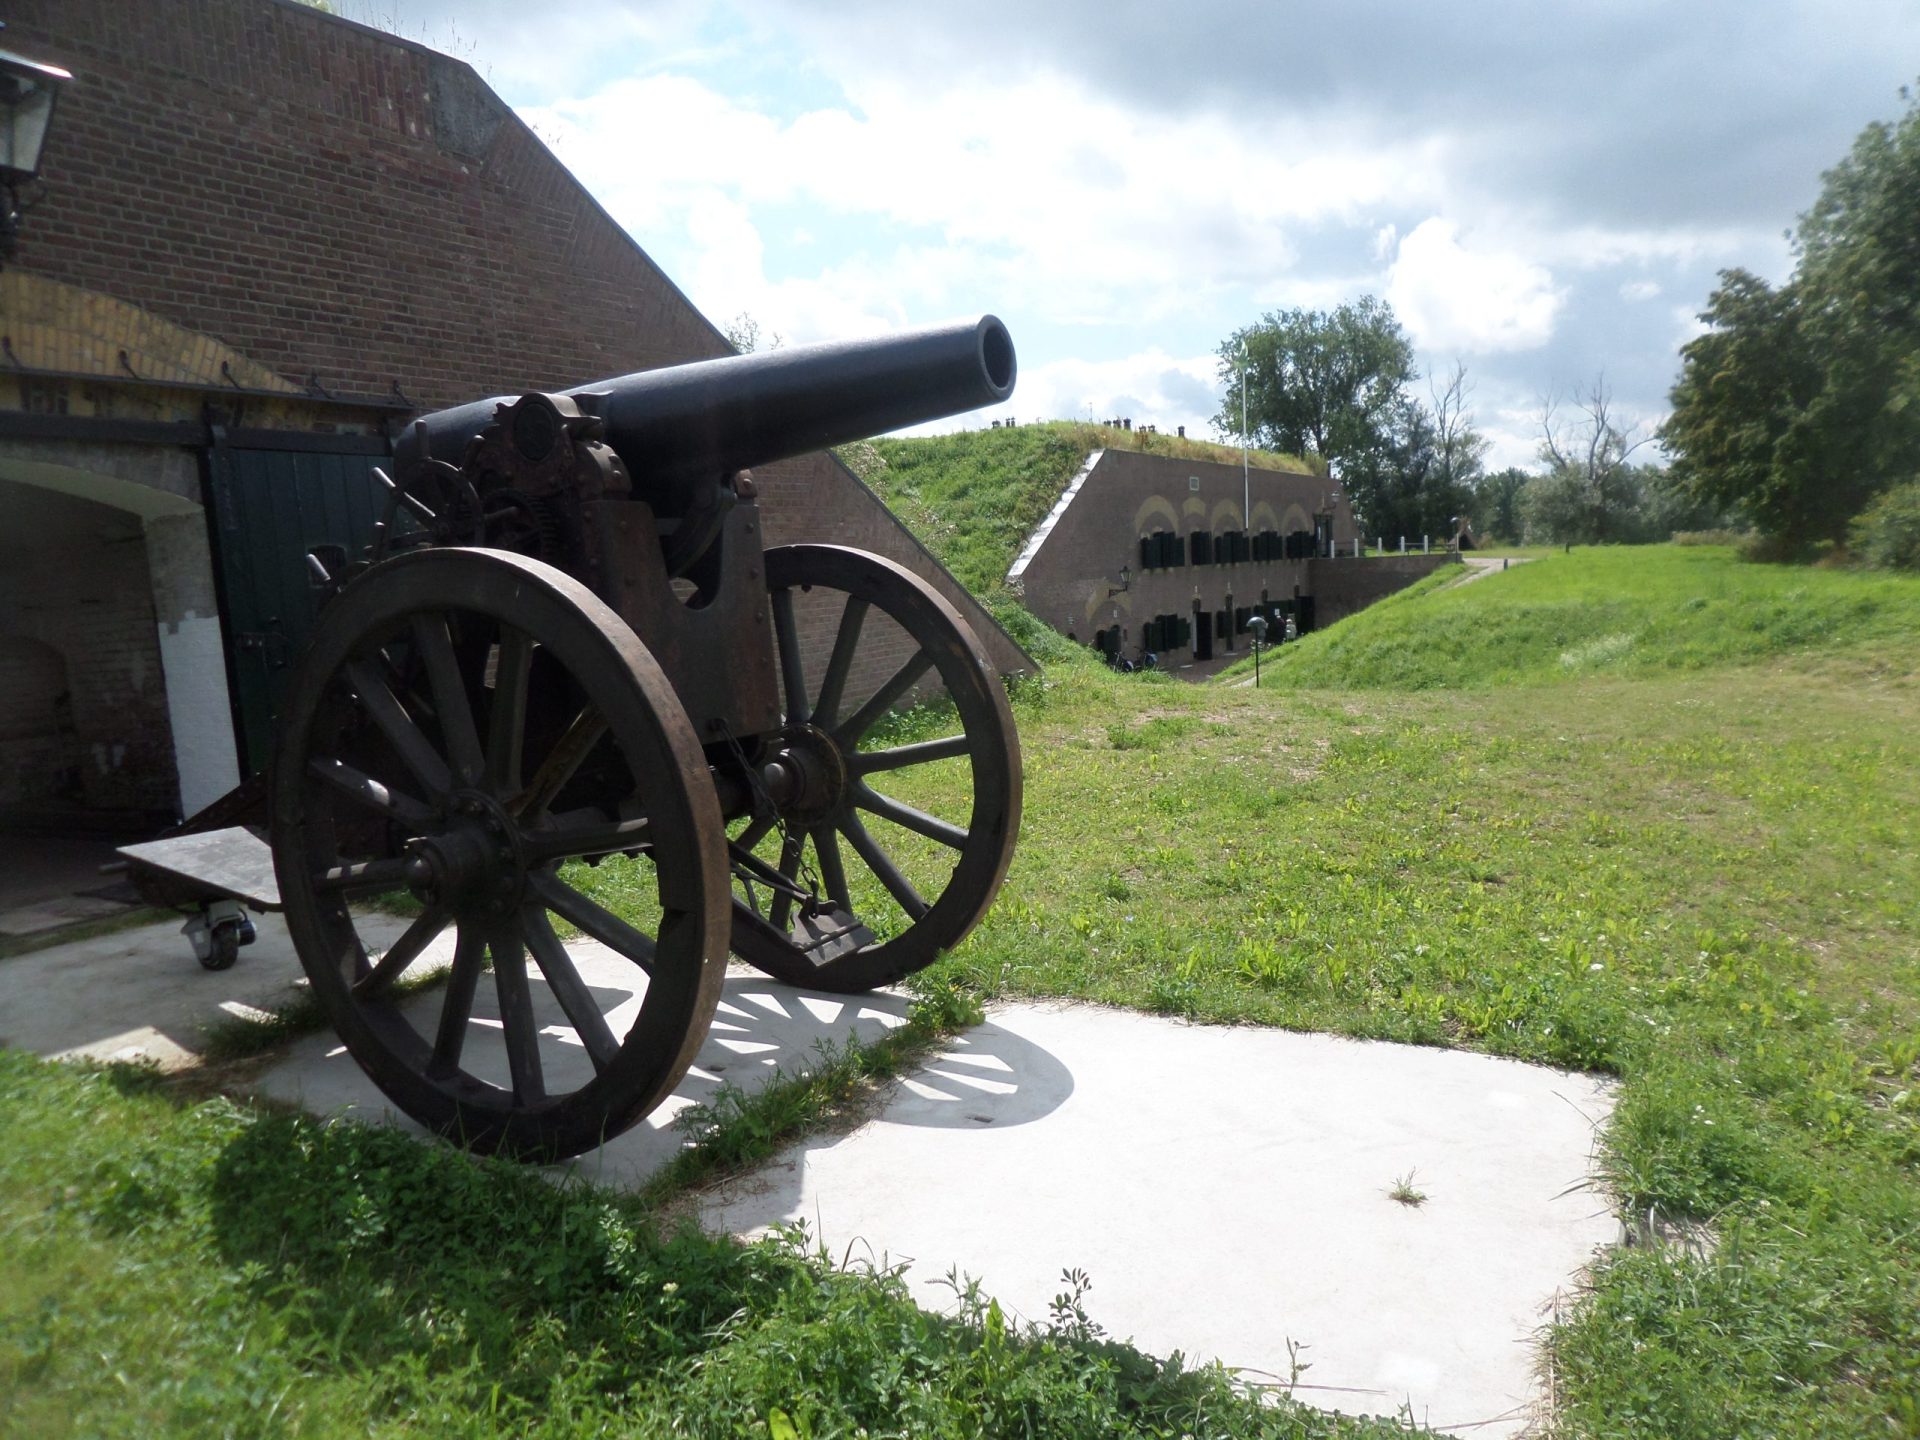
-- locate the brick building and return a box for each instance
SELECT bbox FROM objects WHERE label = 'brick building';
[0,0,1028,834]
[1009,447,1451,677]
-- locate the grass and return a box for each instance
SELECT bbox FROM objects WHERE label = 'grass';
[1387,1171,1426,1208]
[5,543,1920,1436]
[639,979,985,1206]
[1219,543,1920,690]
[0,1050,1398,1438]
[915,546,1920,1437]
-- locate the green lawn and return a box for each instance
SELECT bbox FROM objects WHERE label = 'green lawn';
[5,545,1918,1437]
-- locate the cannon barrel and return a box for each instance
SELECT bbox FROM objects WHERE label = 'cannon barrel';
[399,315,1016,499]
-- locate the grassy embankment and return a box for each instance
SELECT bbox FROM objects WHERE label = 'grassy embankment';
[5,534,1919,1437]
[847,420,1316,663]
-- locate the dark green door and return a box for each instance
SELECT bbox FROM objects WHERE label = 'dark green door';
[206,440,390,774]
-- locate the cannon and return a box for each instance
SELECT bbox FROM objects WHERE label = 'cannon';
[123,317,1023,1160]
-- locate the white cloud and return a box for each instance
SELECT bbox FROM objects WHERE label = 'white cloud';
[1385,219,1563,354]
[1619,279,1662,302]
[895,348,1223,441]
[520,68,1458,346]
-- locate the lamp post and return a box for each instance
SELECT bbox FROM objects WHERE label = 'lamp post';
[0,41,74,261]
[1248,614,1268,688]
[1240,345,1250,544]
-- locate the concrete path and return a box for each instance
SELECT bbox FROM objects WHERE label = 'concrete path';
[1451,555,1535,587]
[1,914,1614,1437]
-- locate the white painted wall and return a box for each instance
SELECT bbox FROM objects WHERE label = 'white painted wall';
[145,513,240,818]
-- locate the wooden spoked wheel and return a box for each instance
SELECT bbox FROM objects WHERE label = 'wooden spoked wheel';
[271,548,729,1161]
[728,544,1021,994]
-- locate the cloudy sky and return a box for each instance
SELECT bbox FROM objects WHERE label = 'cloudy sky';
[372,0,1919,469]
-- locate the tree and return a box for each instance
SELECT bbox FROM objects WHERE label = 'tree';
[1215,297,1416,482]
[1528,378,1650,544]
[1665,85,1920,548]
[723,311,782,354]
[1338,394,1436,541]
[1427,360,1490,534]
[1472,466,1531,544]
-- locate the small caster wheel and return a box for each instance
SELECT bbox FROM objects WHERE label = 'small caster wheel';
[201,921,242,971]
[184,902,255,971]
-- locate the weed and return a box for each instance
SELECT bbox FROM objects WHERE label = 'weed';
[1388,1170,1428,1207]
[640,981,985,1205]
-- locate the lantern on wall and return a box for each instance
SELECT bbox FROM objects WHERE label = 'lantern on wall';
[0,43,73,259]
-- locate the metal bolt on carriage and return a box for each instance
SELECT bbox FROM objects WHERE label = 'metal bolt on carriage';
[117,317,1024,1160]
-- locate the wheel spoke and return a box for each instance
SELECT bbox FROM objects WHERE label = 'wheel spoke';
[429,925,486,1076]
[522,816,652,866]
[314,856,414,895]
[839,814,928,919]
[770,586,809,724]
[523,906,620,1074]
[490,922,546,1106]
[812,825,853,910]
[732,814,775,855]
[486,627,534,794]
[811,596,870,733]
[833,650,933,747]
[412,614,485,787]
[853,781,969,850]
[849,733,971,776]
[308,757,434,827]
[354,904,450,997]
[770,830,804,932]
[346,659,453,799]
[528,872,657,975]
[513,704,607,820]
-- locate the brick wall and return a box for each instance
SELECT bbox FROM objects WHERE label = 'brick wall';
[1303,552,1459,626]
[6,0,720,410]
[1011,448,1355,675]
[0,481,176,817]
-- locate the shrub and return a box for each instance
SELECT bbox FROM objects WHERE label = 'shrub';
[1848,481,1920,571]
[1671,529,1750,547]
[1735,530,1808,564]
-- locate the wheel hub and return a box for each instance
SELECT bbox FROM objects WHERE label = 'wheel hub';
[404,791,526,916]
[759,724,847,828]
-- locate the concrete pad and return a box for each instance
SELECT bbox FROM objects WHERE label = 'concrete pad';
[4,917,1615,1436]
[0,916,914,1191]
[698,1002,1615,1437]
[251,951,919,1189]
[0,833,141,937]
[0,909,401,1066]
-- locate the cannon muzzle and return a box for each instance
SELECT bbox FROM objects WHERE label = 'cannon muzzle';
[398,315,1016,503]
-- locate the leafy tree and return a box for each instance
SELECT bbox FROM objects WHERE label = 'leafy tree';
[723,311,782,354]
[1428,361,1490,508]
[1529,378,1651,544]
[1472,466,1531,544]
[1215,297,1417,485]
[1666,85,1920,548]
[1638,463,1735,540]
[1848,480,1920,569]
[1339,394,1437,541]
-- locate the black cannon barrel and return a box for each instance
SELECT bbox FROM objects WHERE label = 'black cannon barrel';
[398,315,1016,497]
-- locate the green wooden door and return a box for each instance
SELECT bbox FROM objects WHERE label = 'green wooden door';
[205,440,389,774]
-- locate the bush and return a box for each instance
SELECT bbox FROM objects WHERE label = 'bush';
[1736,530,1810,565]
[1848,481,1920,571]
[1671,529,1750,547]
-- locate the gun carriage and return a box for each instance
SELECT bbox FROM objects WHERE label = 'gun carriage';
[123,317,1023,1160]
